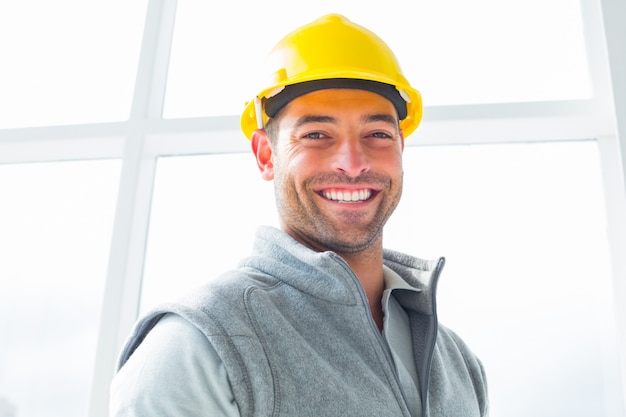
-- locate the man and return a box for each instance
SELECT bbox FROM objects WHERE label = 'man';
[110,14,488,417]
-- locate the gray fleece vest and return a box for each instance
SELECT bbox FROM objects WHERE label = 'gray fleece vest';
[118,226,488,417]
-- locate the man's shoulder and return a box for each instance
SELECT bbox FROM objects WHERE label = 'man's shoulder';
[158,266,284,331]
[436,324,482,361]
[117,267,277,368]
[431,325,489,415]
[435,325,488,395]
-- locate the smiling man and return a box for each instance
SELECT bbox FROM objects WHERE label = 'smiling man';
[110,14,489,417]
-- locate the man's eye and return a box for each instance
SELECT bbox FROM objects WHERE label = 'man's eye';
[302,132,326,139]
[371,131,392,139]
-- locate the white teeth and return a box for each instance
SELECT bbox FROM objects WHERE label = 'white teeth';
[322,189,372,202]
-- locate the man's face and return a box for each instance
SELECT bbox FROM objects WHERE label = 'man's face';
[252,88,405,254]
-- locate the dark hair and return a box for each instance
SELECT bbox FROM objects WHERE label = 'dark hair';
[264,114,281,145]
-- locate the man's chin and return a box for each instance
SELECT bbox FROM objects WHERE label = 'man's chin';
[316,227,382,254]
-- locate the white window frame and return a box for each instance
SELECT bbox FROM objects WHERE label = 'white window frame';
[0,0,624,415]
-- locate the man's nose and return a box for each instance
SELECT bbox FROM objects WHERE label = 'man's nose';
[331,139,370,177]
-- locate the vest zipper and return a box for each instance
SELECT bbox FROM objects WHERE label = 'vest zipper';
[329,253,414,417]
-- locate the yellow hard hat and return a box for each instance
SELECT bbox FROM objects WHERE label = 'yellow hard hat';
[240,14,422,140]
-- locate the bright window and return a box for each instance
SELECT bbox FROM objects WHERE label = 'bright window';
[141,152,277,310]
[0,159,121,417]
[389,141,617,415]
[0,1,147,129]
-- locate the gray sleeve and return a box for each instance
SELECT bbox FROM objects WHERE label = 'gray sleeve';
[109,313,240,417]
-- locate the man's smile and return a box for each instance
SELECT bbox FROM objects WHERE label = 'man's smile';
[318,188,376,203]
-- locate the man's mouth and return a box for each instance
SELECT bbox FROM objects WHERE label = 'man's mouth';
[319,188,375,203]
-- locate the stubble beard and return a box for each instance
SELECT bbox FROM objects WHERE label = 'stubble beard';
[274,171,403,254]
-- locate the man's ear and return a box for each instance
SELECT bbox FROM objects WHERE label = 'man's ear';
[251,129,274,181]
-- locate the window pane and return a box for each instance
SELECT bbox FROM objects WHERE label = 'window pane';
[164,0,591,118]
[0,1,147,129]
[142,141,620,416]
[0,159,121,417]
[141,153,277,311]
[386,141,618,416]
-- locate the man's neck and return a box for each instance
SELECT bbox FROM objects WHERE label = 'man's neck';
[340,247,385,331]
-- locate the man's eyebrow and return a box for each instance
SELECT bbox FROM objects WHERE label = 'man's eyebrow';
[293,115,336,129]
[364,114,399,126]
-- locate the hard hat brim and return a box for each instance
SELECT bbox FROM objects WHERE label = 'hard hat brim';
[264,78,408,120]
